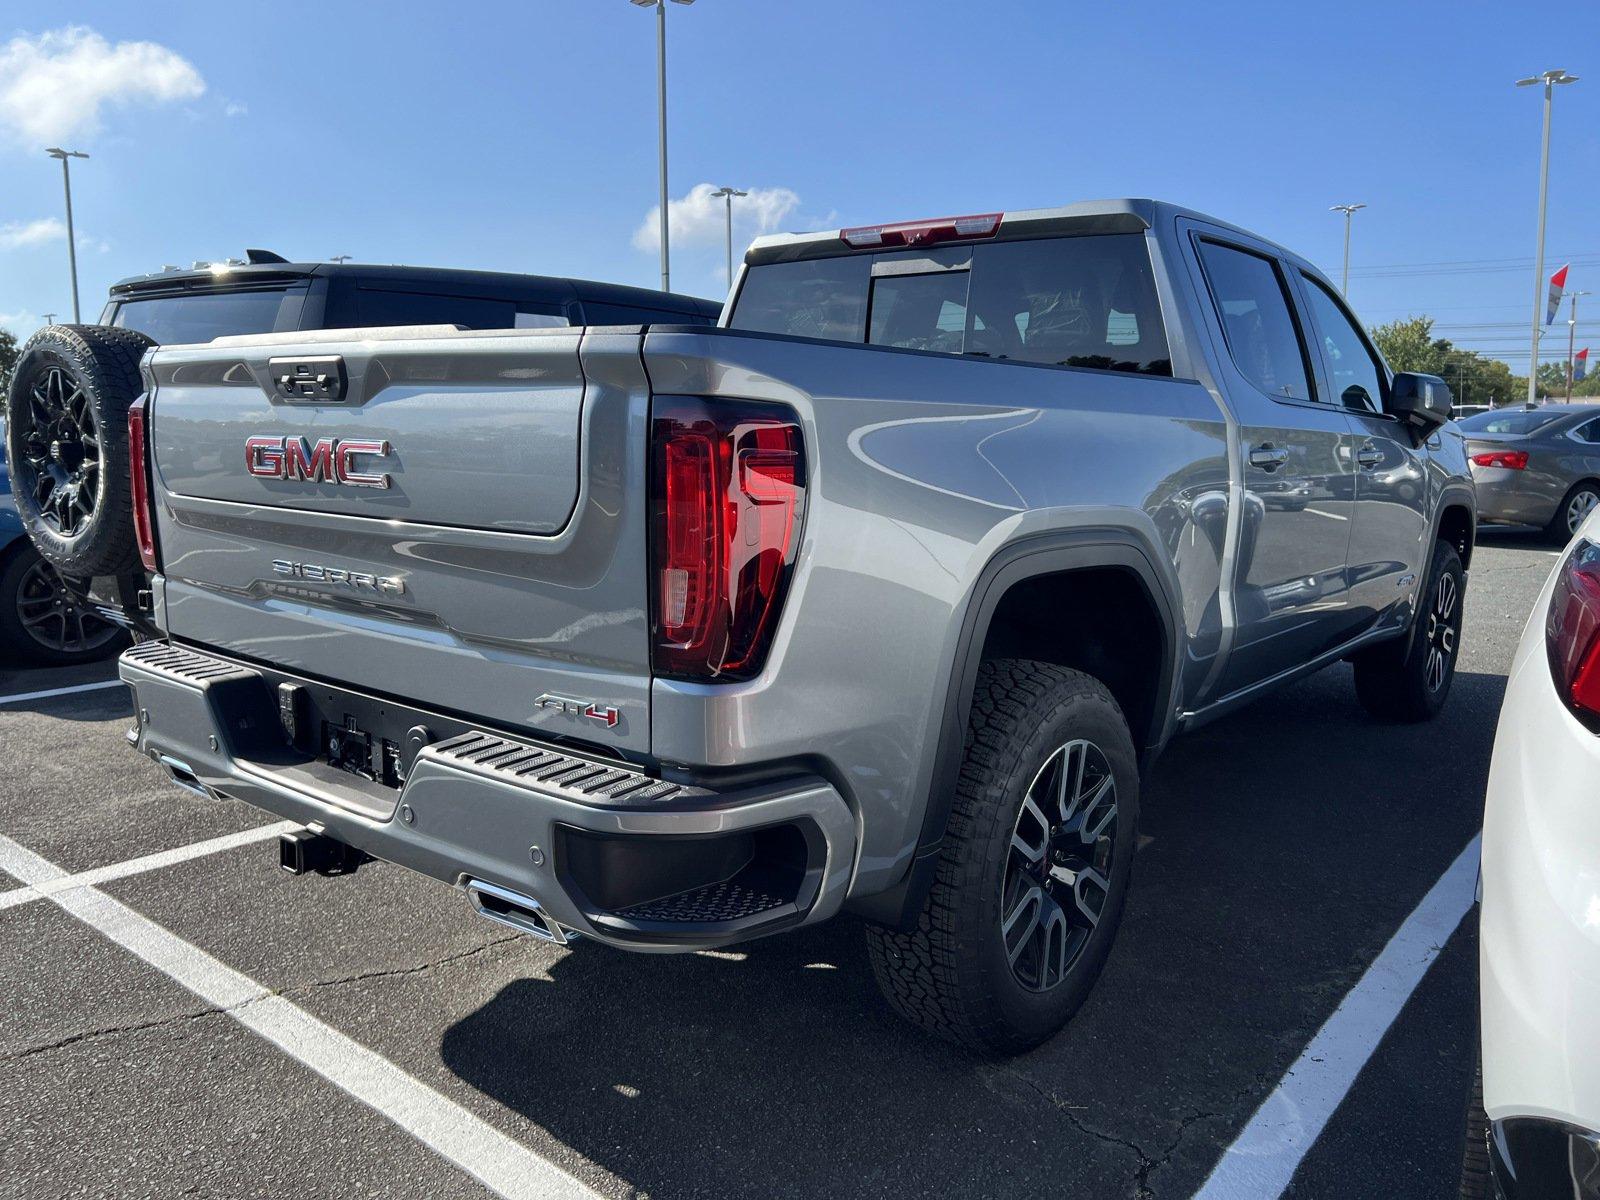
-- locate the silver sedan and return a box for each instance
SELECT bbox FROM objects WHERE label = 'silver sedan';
[1462,403,1600,542]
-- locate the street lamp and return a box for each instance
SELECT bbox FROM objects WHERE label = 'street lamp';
[1567,289,1593,400]
[1329,203,1366,296]
[1517,68,1579,403]
[41,313,56,326]
[330,254,353,264]
[712,186,748,288]
[45,148,89,322]
[632,0,695,293]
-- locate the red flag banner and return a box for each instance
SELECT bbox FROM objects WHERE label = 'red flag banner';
[1548,264,1570,326]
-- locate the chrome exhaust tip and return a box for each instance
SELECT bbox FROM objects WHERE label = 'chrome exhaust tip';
[158,754,212,800]
[465,879,578,945]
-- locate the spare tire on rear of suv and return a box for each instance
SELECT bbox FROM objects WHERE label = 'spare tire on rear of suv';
[4,324,155,579]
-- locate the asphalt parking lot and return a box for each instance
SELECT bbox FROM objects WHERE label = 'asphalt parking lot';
[0,530,1558,1200]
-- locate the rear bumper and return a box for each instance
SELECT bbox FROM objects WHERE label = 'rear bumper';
[1471,468,1560,527]
[120,641,857,952]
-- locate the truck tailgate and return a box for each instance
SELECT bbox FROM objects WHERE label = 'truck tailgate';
[145,326,653,752]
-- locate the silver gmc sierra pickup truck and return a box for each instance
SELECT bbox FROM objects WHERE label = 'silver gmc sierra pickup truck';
[18,200,1476,1053]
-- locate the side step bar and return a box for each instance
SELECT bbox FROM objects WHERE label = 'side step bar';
[466,879,578,946]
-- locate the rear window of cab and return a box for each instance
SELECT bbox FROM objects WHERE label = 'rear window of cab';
[729,234,1171,376]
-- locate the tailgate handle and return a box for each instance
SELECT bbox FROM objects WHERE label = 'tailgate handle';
[270,355,347,403]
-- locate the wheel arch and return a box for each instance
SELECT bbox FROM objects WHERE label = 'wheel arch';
[848,527,1184,929]
[1433,490,1476,569]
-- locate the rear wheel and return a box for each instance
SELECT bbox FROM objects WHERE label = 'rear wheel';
[1353,539,1464,723]
[0,545,124,666]
[1546,481,1600,545]
[4,324,155,579]
[1458,1052,1492,1199]
[865,659,1139,1055]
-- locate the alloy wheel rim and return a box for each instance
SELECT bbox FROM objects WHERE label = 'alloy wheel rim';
[1001,738,1119,992]
[1568,490,1598,536]
[1423,570,1459,694]
[15,558,119,654]
[17,364,100,539]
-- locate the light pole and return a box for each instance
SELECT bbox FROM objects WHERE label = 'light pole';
[712,186,747,287]
[41,313,56,326]
[1517,69,1579,404]
[45,148,89,322]
[1567,290,1592,400]
[330,254,352,264]
[1329,203,1366,296]
[631,0,695,293]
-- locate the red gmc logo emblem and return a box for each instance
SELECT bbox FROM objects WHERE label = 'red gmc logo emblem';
[245,435,391,489]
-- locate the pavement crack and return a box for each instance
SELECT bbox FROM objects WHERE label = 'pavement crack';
[0,1005,228,1064]
[286,933,524,995]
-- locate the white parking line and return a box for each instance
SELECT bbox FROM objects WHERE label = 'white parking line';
[0,821,298,912]
[1192,833,1481,1200]
[0,679,126,706]
[0,833,603,1200]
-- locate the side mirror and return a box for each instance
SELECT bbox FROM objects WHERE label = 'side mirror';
[1390,372,1453,431]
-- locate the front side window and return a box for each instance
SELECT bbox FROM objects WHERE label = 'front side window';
[1196,241,1312,402]
[1301,275,1386,413]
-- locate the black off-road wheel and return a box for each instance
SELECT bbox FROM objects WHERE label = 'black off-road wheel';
[4,324,155,579]
[0,545,125,667]
[865,659,1139,1055]
[1353,539,1465,723]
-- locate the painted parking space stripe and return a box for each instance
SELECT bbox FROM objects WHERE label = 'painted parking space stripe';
[0,833,605,1200]
[1192,833,1481,1200]
[0,821,298,912]
[0,679,126,706]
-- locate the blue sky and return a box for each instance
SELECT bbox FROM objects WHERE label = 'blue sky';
[2,1,1597,374]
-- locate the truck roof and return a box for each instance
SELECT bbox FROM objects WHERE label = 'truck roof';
[743,198,1311,274]
[107,259,722,319]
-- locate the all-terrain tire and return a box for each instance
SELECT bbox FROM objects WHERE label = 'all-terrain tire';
[1458,1053,1492,1199]
[865,659,1139,1055]
[1353,539,1465,723]
[4,324,155,579]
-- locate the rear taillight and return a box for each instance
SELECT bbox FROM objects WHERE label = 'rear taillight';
[649,397,805,681]
[1471,449,1529,469]
[127,396,159,572]
[840,212,1002,250]
[1547,539,1600,719]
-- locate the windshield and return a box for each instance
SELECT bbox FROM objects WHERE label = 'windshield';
[729,233,1171,376]
[1456,409,1565,435]
[110,287,301,345]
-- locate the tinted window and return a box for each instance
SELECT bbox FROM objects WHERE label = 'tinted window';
[731,233,1171,375]
[1197,241,1312,402]
[1300,275,1386,413]
[1570,418,1600,444]
[111,288,297,344]
[1456,410,1565,435]
[353,288,515,329]
[581,301,700,325]
[730,255,871,341]
[964,235,1171,373]
[868,269,969,354]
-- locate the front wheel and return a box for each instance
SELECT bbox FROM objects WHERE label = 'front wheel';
[865,659,1139,1055]
[1353,539,1465,723]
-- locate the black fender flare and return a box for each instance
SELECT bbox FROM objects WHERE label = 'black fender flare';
[847,526,1185,929]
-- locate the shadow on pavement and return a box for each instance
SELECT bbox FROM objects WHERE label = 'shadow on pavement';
[441,665,1501,1199]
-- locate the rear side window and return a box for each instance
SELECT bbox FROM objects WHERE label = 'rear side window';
[1196,241,1313,403]
[352,288,517,329]
[730,255,871,341]
[731,233,1171,375]
[110,288,299,344]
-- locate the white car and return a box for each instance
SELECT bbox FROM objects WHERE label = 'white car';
[1470,515,1600,1197]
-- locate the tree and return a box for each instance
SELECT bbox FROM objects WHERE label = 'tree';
[1370,315,1528,408]
[0,328,17,397]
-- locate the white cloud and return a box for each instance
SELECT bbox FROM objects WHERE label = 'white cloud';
[0,26,205,145]
[223,100,247,117]
[0,309,43,337]
[0,217,65,250]
[633,183,802,256]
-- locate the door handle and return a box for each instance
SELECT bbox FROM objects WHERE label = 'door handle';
[1249,444,1290,471]
[1356,444,1384,470]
